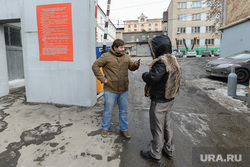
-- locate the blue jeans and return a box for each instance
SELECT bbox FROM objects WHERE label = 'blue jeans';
[102,90,129,131]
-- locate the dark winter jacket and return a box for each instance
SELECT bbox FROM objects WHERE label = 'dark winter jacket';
[142,35,181,102]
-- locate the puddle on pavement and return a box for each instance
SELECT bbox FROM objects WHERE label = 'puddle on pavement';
[0,123,72,167]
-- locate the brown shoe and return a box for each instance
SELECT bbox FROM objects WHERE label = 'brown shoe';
[120,130,131,139]
[101,129,108,138]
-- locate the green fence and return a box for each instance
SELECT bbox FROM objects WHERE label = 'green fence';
[174,48,220,55]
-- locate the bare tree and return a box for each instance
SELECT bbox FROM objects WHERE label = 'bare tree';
[175,38,179,51]
[191,37,197,50]
[204,0,223,32]
[183,38,188,53]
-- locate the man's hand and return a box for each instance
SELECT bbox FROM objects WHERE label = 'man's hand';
[134,59,140,67]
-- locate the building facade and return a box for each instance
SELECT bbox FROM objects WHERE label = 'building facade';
[96,5,116,43]
[167,0,220,55]
[123,13,163,56]
[219,0,250,57]
[124,13,163,33]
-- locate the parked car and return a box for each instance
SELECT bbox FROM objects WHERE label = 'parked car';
[202,50,212,57]
[206,51,250,83]
[173,49,183,58]
[186,50,197,57]
[214,49,220,56]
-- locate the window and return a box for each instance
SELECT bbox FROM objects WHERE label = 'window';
[128,29,131,32]
[4,27,22,46]
[178,2,187,8]
[149,24,151,27]
[206,26,215,33]
[155,23,158,27]
[205,39,214,45]
[192,14,201,20]
[134,29,137,32]
[192,27,200,33]
[192,1,201,8]
[131,36,135,41]
[141,18,145,22]
[128,25,131,28]
[178,15,187,21]
[177,39,184,46]
[177,27,186,33]
[134,24,137,28]
[142,35,146,41]
[148,28,151,31]
[191,39,200,45]
[141,24,144,28]
[155,28,158,31]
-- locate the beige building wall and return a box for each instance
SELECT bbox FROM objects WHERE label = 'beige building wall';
[124,13,163,33]
[116,28,124,40]
[168,0,221,54]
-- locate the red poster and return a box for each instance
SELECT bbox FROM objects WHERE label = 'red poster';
[37,3,73,61]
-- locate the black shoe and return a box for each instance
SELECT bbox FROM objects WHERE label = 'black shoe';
[162,150,173,160]
[140,150,161,163]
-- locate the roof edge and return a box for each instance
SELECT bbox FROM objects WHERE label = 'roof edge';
[219,16,250,30]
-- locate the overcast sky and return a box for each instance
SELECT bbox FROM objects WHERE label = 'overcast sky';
[98,0,171,28]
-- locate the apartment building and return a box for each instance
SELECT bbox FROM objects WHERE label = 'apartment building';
[167,0,220,55]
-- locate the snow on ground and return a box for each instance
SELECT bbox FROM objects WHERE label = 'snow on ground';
[9,79,25,89]
[185,78,249,114]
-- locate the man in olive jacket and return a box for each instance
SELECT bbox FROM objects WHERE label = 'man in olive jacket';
[140,35,181,163]
[92,39,140,139]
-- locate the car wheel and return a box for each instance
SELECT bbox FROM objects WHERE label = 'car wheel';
[236,69,249,83]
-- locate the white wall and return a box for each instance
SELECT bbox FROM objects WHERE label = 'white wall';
[0,0,22,20]
[221,21,250,57]
[22,0,96,106]
[0,25,9,97]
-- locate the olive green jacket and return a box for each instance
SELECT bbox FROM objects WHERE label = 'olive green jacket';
[92,48,138,93]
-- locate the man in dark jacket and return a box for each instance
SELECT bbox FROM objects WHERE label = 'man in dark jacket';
[140,35,181,162]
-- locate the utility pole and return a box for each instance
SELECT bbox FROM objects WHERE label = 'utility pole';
[102,0,111,54]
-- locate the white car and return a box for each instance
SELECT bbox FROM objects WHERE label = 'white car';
[186,50,197,57]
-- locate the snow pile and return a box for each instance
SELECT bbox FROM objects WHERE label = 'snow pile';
[9,79,25,89]
[185,78,249,113]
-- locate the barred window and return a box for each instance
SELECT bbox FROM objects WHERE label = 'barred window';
[4,26,22,46]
